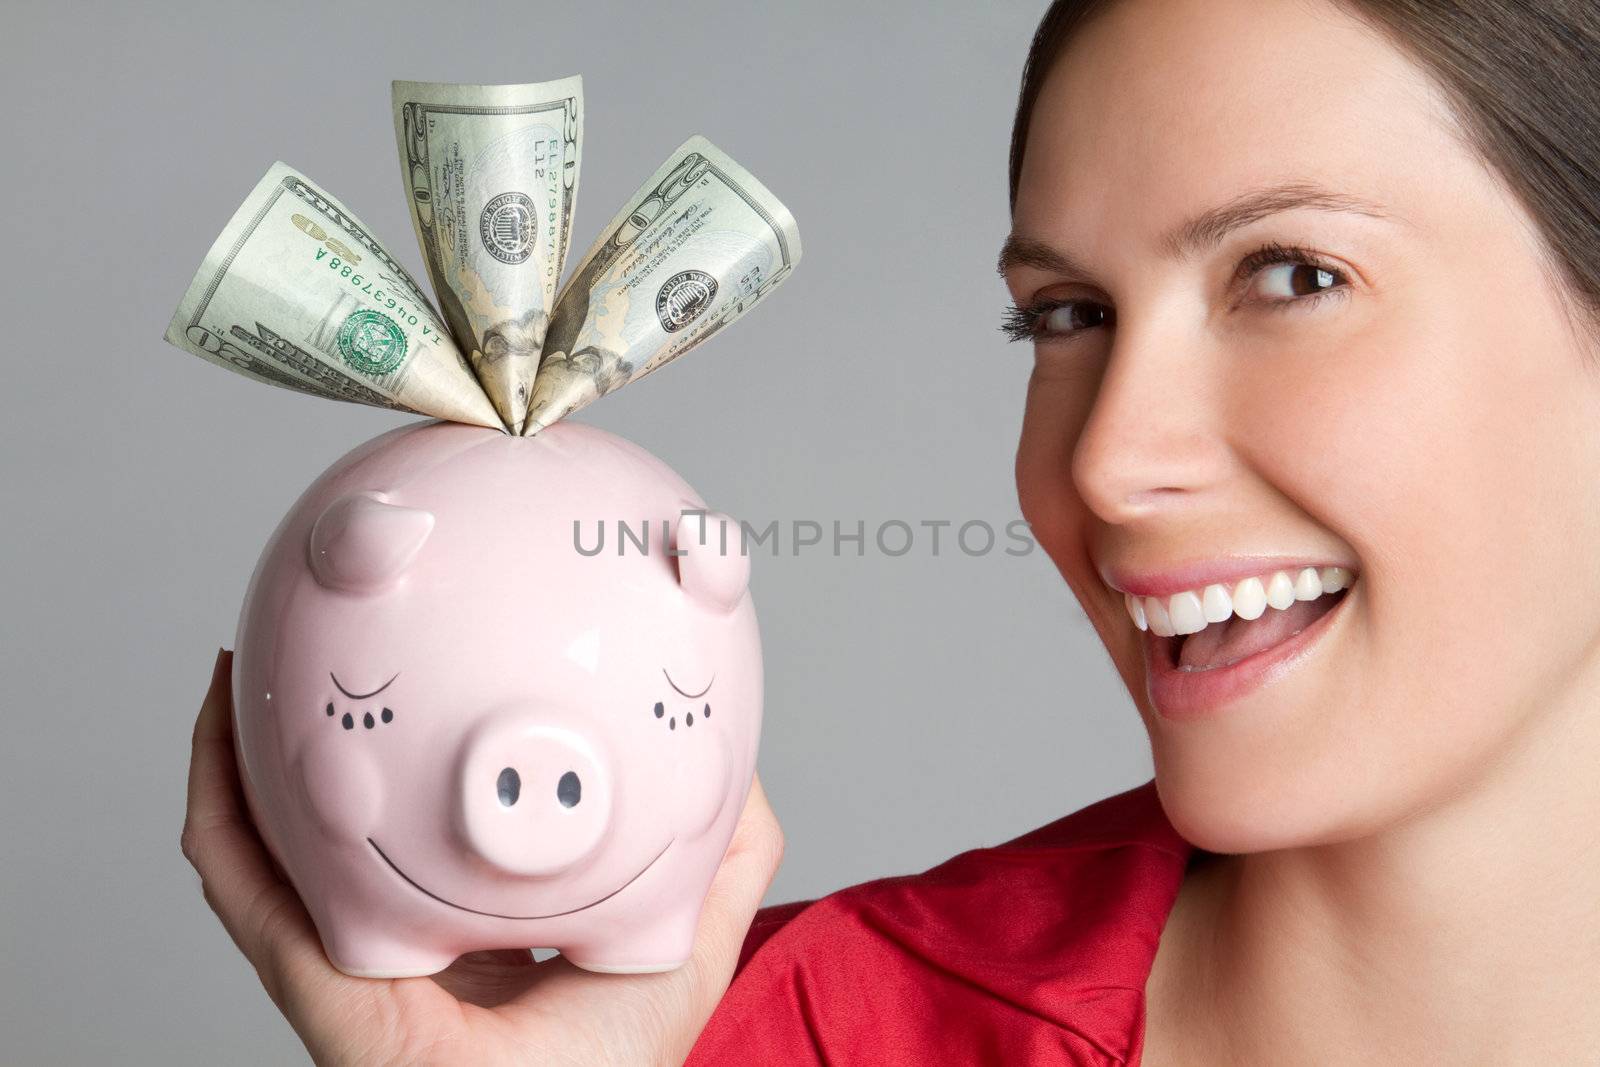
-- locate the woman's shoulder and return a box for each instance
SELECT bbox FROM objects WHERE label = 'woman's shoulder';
[687,778,1195,1066]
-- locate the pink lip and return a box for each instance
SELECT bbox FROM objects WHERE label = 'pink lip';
[1142,582,1355,720]
[1101,556,1356,599]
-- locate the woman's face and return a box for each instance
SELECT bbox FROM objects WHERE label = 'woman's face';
[1006,0,1600,851]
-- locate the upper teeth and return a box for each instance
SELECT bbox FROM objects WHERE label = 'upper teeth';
[1123,566,1354,637]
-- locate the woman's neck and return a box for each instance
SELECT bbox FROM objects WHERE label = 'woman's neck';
[1143,680,1600,1065]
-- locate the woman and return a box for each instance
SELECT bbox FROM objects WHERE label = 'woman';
[181,0,1600,1062]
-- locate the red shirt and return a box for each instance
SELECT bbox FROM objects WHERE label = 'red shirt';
[686,778,1198,1066]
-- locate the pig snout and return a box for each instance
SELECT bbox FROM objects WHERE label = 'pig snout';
[456,715,613,878]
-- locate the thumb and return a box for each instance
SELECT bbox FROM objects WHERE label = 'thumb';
[680,771,785,1011]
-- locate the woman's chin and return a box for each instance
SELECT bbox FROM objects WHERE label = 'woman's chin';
[1149,762,1375,855]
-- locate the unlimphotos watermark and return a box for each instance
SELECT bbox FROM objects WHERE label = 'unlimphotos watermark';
[574,510,1037,558]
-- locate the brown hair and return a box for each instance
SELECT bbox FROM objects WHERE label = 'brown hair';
[1007,1,1600,322]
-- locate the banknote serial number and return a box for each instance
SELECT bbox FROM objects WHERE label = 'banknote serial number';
[314,248,438,340]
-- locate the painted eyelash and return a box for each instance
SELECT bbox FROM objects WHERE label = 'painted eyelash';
[1000,241,1350,342]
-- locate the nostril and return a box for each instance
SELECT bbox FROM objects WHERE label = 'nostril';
[557,771,581,808]
[497,767,521,807]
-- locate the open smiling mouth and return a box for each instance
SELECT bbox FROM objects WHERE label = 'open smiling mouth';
[1161,583,1352,672]
[1138,576,1357,720]
[367,838,673,920]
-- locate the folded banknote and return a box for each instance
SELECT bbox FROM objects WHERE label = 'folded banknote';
[164,77,801,435]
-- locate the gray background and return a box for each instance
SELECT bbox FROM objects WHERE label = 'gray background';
[0,1,1153,1061]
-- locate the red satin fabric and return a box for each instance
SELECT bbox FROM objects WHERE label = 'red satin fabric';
[686,779,1197,1066]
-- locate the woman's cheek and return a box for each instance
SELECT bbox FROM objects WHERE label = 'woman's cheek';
[1016,364,1099,562]
[1219,303,1414,543]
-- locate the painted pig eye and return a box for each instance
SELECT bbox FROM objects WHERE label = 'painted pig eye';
[328,672,400,733]
[662,668,713,700]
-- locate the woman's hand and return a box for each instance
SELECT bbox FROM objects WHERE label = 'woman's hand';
[181,649,785,1066]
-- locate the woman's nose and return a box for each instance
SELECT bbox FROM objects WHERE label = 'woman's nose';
[1069,323,1228,524]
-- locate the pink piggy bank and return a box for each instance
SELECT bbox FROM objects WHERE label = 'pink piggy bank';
[231,419,761,977]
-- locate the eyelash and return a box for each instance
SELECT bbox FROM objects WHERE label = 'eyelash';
[1000,241,1350,343]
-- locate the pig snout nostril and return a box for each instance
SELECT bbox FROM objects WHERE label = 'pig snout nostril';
[557,771,581,808]
[497,767,521,807]
[460,733,609,877]
[494,768,582,809]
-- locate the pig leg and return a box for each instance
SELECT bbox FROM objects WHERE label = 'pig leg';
[560,899,703,974]
[311,900,459,979]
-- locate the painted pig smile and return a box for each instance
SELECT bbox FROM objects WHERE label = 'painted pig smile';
[368,838,673,921]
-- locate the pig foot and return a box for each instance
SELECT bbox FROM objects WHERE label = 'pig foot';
[320,922,458,979]
[562,905,701,974]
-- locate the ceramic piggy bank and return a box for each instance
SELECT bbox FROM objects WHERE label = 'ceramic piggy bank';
[231,419,761,977]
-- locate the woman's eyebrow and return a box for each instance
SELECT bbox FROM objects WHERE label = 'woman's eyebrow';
[996,235,1092,279]
[1161,181,1391,259]
[997,181,1392,278]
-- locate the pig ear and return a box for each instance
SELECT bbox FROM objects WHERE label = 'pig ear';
[309,491,435,594]
[673,510,750,612]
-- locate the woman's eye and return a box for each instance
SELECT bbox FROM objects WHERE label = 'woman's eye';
[1001,298,1113,342]
[1043,301,1111,333]
[1248,260,1346,300]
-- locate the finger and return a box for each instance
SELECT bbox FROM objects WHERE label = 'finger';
[182,649,242,855]
[683,771,785,999]
[180,649,334,1008]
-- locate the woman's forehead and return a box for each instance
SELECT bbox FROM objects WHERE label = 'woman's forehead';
[1012,0,1470,240]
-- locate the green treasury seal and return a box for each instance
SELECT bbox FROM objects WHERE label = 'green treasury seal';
[336,309,408,376]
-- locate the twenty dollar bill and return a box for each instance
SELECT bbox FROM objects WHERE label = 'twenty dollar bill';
[164,161,502,428]
[521,135,801,435]
[392,77,583,434]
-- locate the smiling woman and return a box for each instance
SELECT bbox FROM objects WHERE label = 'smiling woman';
[996,0,1600,1063]
[706,0,1600,1062]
